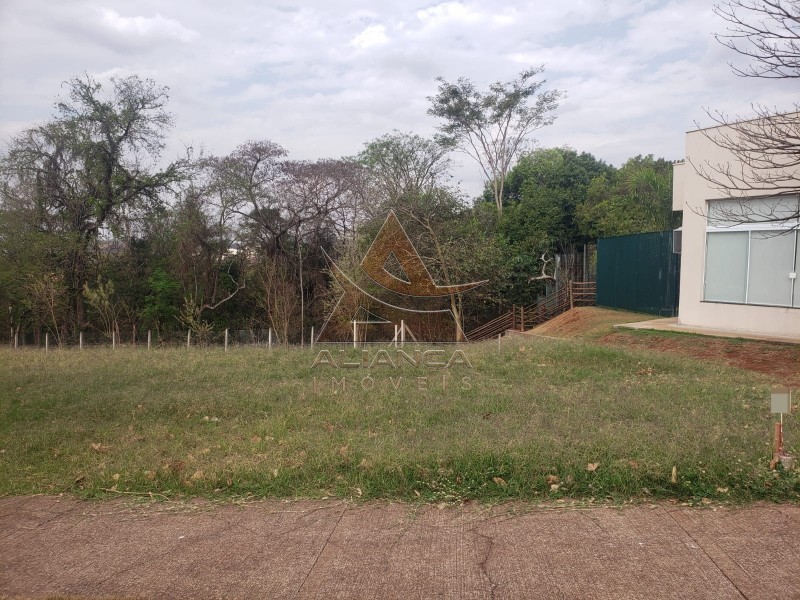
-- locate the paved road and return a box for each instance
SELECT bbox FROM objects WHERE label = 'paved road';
[1,496,798,599]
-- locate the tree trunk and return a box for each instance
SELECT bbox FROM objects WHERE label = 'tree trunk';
[450,293,464,342]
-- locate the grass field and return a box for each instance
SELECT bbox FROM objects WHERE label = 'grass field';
[0,332,797,504]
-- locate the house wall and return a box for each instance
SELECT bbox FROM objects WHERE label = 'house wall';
[673,123,800,338]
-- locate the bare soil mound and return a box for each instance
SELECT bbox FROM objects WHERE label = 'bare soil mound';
[528,307,647,339]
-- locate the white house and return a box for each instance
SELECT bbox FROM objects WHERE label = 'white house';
[672,117,800,339]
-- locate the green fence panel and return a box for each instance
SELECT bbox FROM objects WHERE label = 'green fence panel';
[596,231,680,317]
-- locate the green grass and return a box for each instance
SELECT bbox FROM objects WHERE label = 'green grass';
[0,338,797,504]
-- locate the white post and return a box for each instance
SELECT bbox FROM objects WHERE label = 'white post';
[224,328,229,352]
[112,331,116,350]
[394,324,398,348]
[132,325,136,347]
[310,326,314,351]
[353,320,357,349]
[400,320,405,347]
[79,331,83,350]
[14,332,18,349]
[187,330,191,349]
[147,330,151,350]
[498,333,501,351]
[45,332,49,353]
[268,328,272,350]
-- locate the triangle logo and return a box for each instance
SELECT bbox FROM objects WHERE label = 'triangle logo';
[382,251,411,284]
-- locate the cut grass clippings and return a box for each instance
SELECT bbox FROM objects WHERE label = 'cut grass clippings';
[0,338,797,505]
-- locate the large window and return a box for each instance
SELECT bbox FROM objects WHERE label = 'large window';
[704,196,800,308]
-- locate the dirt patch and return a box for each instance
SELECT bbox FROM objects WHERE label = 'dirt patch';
[529,307,651,339]
[599,331,800,388]
[527,307,800,387]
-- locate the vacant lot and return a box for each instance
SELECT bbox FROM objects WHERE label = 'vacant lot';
[0,337,797,503]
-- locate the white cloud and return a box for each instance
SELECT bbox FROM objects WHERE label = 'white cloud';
[350,24,389,49]
[99,9,199,43]
[0,0,791,198]
[415,2,482,26]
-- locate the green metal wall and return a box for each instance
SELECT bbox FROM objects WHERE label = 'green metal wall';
[597,231,680,317]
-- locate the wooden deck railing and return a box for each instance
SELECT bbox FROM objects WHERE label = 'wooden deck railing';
[467,281,596,342]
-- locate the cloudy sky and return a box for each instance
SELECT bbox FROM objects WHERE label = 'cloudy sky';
[0,0,796,197]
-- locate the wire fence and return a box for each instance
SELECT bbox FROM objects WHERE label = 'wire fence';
[3,327,479,351]
[4,328,295,351]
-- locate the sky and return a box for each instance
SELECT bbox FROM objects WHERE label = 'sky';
[0,0,796,198]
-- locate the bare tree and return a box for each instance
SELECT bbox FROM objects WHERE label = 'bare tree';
[209,141,363,252]
[427,67,562,214]
[83,278,126,341]
[256,254,299,346]
[693,108,800,197]
[24,273,68,346]
[527,252,556,282]
[695,1,800,226]
[279,158,365,343]
[208,141,366,342]
[714,0,800,78]
[207,140,288,253]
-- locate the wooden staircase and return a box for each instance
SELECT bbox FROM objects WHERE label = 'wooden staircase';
[467,281,596,342]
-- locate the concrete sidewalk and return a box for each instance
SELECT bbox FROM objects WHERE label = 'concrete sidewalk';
[614,317,800,345]
[1,496,799,599]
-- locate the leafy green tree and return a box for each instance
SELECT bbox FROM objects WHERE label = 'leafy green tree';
[496,148,612,303]
[500,148,613,239]
[140,268,181,335]
[577,155,678,238]
[428,67,562,215]
[0,182,71,341]
[358,131,453,202]
[0,74,183,336]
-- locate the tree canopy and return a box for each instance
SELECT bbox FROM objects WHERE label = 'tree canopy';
[0,74,678,345]
[427,67,562,215]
